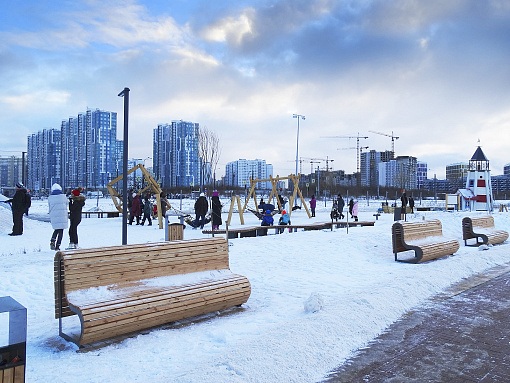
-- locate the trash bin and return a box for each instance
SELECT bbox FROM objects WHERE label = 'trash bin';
[393,207,402,221]
[168,223,184,241]
[0,296,27,383]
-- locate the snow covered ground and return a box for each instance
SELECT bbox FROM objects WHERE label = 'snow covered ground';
[1,196,509,383]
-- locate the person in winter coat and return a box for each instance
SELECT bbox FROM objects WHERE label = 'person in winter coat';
[337,194,345,219]
[278,209,291,233]
[68,188,86,249]
[309,195,317,217]
[140,196,152,226]
[349,198,359,221]
[129,193,142,225]
[6,183,31,236]
[194,193,209,229]
[261,209,274,226]
[409,196,415,213]
[400,190,408,220]
[211,191,222,230]
[48,183,68,250]
[159,192,169,218]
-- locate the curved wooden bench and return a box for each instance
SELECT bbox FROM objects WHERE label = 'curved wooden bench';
[54,237,251,346]
[462,216,509,246]
[392,219,460,263]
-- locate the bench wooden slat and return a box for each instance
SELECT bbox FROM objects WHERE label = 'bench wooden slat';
[462,216,509,246]
[54,237,251,346]
[392,219,460,263]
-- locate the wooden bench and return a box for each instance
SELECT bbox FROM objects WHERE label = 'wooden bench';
[392,219,460,263]
[462,216,509,247]
[54,237,251,347]
[81,211,120,218]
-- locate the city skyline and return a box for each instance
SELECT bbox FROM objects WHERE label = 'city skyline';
[2,1,510,178]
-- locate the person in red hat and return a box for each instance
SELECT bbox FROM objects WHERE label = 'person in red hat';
[68,187,86,249]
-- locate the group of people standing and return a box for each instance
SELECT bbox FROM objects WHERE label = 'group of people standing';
[193,191,223,230]
[127,192,153,226]
[48,184,85,250]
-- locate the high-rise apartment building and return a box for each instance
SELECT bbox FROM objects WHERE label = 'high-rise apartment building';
[27,109,121,193]
[153,121,200,189]
[360,150,394,187]
[378,156,417,189]
[60,109,120,189]
[225,159,273,190]
[27,129,61,192]
[0,155,23,189]
[416,161,428,189]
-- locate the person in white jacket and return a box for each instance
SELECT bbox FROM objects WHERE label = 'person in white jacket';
[48,183,68,250]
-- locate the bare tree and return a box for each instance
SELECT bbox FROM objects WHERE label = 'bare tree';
[198,127,222,188]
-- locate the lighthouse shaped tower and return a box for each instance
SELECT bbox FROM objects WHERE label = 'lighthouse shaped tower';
[466,146,493,211]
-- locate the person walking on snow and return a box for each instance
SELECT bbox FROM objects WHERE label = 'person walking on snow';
[194,192,209,229]
[140,196,152,226]
[211,191,222,230]
[48,183,68,251]
[310,195,317,217]
[337,194,345,219]
[6,183,31,236]
[348,198,359,221]
[68,187,86,249]
[129,193,142,225]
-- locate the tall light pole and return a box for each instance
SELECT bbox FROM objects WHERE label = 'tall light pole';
[292,113,305,178]
[118,87,130,245]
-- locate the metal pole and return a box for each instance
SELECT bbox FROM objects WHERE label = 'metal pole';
[118,87,130,245]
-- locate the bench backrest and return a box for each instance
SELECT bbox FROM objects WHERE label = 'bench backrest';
[392,219,443,253]
[54,237,230,318]
[396,219,443,241]
[468,216,495,229]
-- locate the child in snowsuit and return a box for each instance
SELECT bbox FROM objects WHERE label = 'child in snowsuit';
[261,210,274,226]
[278,210,291,233]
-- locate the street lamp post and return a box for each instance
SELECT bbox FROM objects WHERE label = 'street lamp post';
[118,87,130,245]
[292,114,305,178]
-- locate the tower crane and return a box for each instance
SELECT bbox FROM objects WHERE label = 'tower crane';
[299,156,335,174]
[369,130,399,153]
[322,133,368,173]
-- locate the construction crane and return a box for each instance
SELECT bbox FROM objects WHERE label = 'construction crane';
[322,133,368,173]
[299,157,335,174]
[369,130,399,153]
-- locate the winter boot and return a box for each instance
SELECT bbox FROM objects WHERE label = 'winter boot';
[50,240,56,250]
[66,243,76,250]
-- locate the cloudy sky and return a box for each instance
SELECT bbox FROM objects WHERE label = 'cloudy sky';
[1,0,510,179]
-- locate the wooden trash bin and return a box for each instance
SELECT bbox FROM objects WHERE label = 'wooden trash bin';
[168,223,184,241]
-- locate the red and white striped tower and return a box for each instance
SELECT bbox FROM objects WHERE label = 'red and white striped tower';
[465,146,493,211]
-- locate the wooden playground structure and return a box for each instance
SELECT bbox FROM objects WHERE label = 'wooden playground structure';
[106,164,170,229]
[226,174,311,225]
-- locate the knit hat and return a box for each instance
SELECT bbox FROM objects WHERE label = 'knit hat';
[51,183,62,192]
[200,192,205,197]
[72,189,80,196]
[282,210,286,215]
[16,182,24,189]
[212,191,219,197]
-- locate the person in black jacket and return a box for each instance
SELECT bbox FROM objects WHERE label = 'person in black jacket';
[194,193,209,229]
[6,183,30,236]
[211,191,222,230]
[68,188,86,249]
